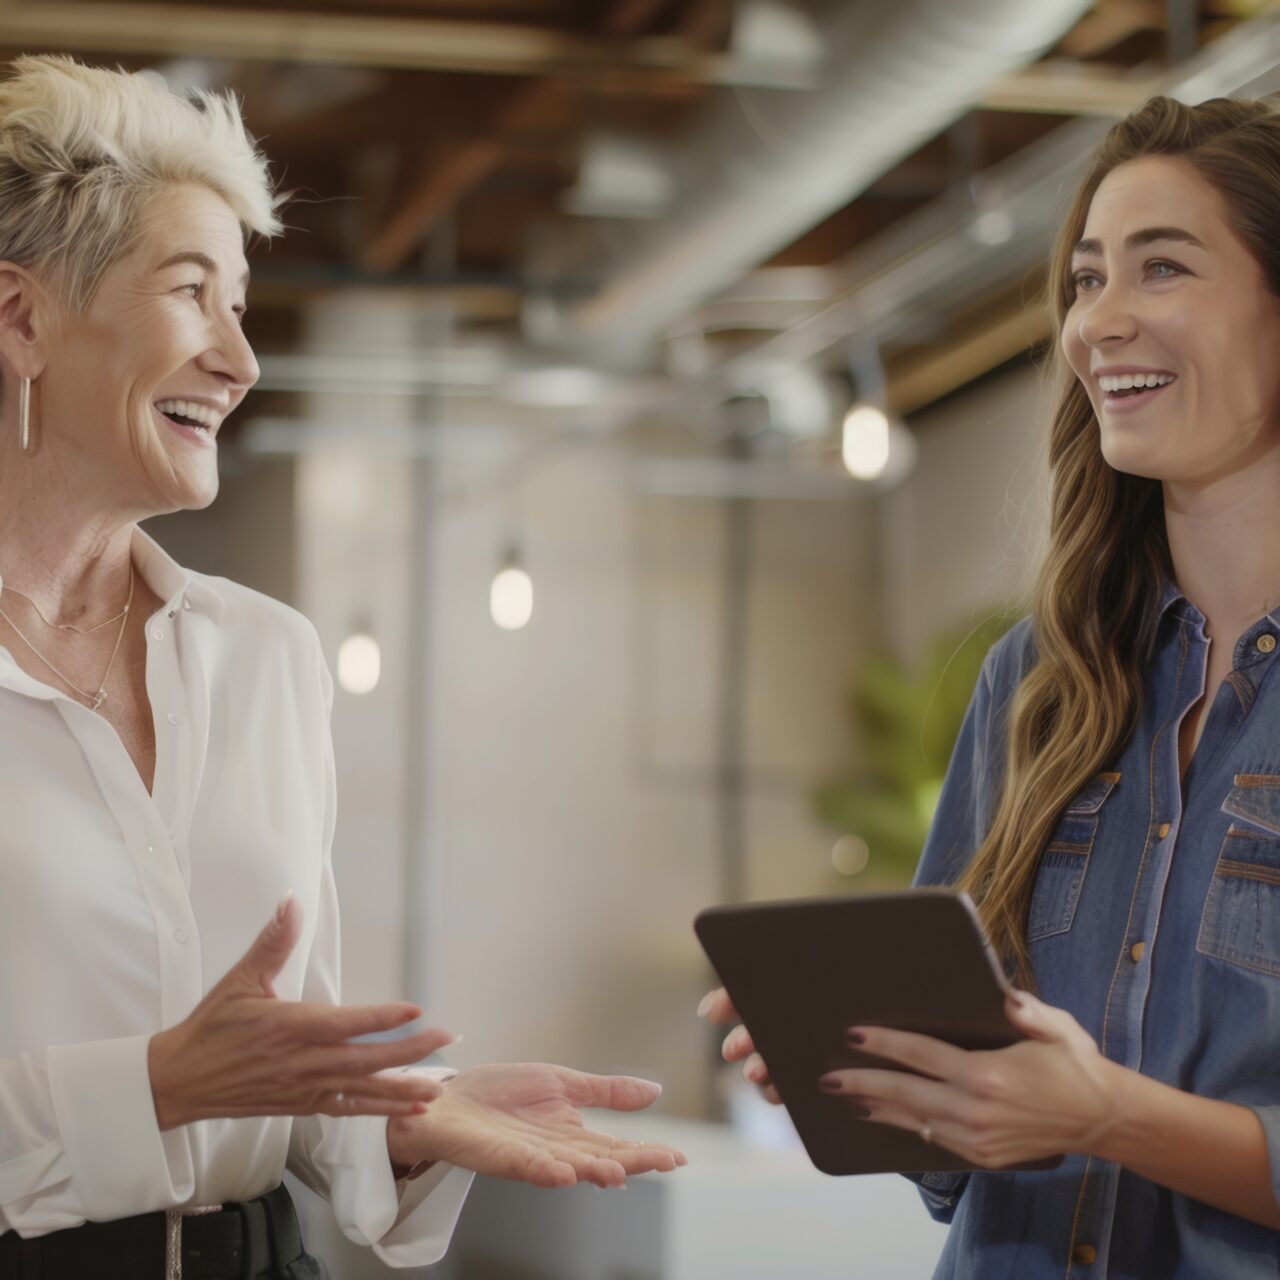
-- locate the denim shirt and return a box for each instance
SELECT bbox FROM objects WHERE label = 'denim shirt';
[905,579,1280,1278]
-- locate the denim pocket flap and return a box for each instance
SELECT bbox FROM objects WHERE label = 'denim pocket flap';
[1220,774,1280,836]
[1065,770,1122,815]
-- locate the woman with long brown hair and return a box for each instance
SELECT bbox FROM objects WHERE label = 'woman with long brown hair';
[701,93,1280,1276]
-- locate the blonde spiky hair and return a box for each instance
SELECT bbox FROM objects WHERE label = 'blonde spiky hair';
[0,53,283,313]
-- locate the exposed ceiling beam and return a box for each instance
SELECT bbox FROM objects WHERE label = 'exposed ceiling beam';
[603,0,678,36]
[676,0,735,47]
[977,61,1167,115]
[887,280,1052,416]
[360,0,696,273]
[0,1,814,88]
[362,137,509,272]
[1056,0,1167,58]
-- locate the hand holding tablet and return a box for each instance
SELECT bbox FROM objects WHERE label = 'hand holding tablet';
[694,890,1066,1175]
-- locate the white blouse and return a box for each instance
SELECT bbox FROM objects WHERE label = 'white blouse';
[0,526,472,1267]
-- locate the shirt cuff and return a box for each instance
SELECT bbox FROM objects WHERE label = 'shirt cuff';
[46,1033,195,1220]
[322,1068,474,1267]
[899,1170,968,1224]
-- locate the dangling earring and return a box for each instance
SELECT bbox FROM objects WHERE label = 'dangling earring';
[18,375,30,452]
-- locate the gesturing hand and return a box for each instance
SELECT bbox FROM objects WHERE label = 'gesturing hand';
[147,893,455,1131]
[387,1063,689,1189]
[816,988,1122,1168]
[696,986,781,1105]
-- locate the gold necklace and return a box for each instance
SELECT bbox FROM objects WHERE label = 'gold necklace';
[0,561,134,709]
[1,579,131,634]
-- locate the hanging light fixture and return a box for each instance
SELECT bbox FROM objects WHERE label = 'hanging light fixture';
[337,617,381,695]
[490,545,534,631]
[841,340,917,487]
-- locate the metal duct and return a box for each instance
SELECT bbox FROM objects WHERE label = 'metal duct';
[535,0,1092,352]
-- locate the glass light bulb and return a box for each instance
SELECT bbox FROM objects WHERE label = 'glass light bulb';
[842,404,891,479]
[337,632,381,695]
[491,567,534,631]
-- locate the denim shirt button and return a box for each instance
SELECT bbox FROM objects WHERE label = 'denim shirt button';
[1157,822,1171,839]
[1257,633,1276,654]
[1072,1242,1098,1265]
[1129,941,1146,963]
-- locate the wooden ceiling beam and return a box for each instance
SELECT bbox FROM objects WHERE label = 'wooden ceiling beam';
[603,0,678,37]
[361,138,508,271]
[977,61,1166,116]
[1055,0,1168,58]
[676,0,734,49]
[0,1,795,86]
[888,277,1052,416]
[360,0,694,273]
[359,77,563,272]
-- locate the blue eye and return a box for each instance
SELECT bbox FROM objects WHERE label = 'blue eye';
[1072,259,1182,294]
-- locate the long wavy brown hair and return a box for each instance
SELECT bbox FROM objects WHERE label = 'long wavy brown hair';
[953,94,1280,992]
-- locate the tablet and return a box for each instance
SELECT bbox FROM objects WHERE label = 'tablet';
[694,889,1064,1176]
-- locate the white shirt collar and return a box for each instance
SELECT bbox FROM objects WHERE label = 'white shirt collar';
[131,525,226,622]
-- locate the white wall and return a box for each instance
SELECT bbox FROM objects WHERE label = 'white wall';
[419,442,875,1118]
[881,358,1052,669]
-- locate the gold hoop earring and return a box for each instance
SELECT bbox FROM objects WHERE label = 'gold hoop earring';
[18,375,30,452]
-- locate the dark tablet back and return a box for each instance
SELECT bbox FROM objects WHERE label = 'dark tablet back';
[695,890,1063,1175]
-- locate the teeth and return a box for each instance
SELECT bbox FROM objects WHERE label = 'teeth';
[155,398,221,432]
[1098,373,1176,393]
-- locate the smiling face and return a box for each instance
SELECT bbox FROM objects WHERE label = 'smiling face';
[35,181,259,514]
[1061,154,1280,491]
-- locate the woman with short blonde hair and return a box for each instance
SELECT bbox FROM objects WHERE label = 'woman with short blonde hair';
[0,54,683,1280]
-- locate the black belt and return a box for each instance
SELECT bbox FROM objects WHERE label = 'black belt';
[0,1183,323,1279]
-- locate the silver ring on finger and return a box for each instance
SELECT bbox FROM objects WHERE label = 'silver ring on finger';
[918,1120,933,1144]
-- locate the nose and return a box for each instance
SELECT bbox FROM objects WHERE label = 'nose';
[1075,278,1139,350]
[200,310,260,394]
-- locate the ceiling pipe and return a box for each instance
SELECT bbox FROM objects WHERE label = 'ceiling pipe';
[530,0,1093,353]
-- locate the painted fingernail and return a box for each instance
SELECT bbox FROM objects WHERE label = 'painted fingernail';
[275,889,294,923]
[696,993,716,1018]
[846,1028,866,1045]
[818,1073,843,1092]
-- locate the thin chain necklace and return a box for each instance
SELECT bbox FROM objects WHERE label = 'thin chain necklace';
[2,578,131,635]
[0,561,135,710]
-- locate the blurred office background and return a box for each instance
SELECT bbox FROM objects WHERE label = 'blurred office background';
[12,0,1280,1273]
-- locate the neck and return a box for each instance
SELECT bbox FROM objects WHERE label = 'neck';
[1164,455,1280,640]
[0,489,140,630]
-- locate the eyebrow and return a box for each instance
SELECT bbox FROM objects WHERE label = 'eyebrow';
[1072,226,1208,260]
[153,250,250,289]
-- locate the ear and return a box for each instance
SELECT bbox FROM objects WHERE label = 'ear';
[0,262,54,383]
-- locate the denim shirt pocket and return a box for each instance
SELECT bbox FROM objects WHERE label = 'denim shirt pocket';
[1027,771,1121,942]
[1196,773,1280,977]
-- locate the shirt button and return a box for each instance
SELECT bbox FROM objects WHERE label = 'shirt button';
[1157,822,1171,839]
[167,711,181,725]
[1129,941,1146,963]
[151,627,164,641]
[1072,1242,1098,1265]
[1258,634,1276,654]
[174,929,189,944]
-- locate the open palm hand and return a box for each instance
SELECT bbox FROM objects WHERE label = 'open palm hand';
[409,1062,688,1189]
